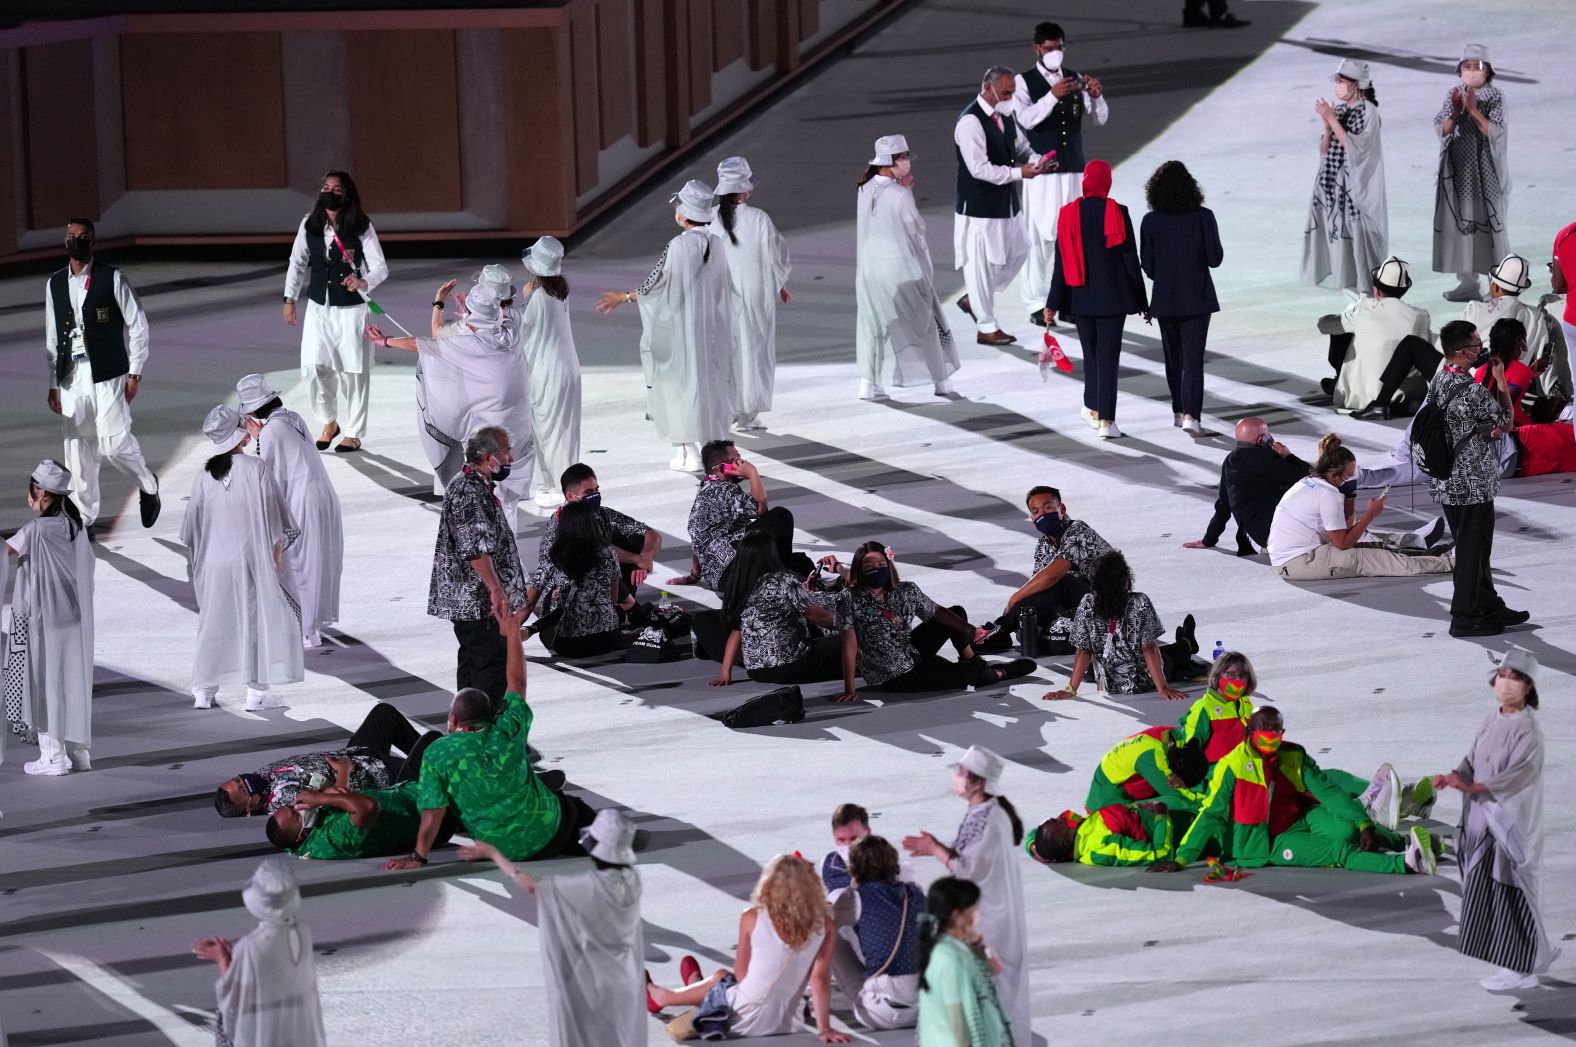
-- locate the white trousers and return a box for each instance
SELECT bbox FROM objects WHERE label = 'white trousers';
[1021,235,1058,310]
[306,365,371,439]
[58,367,155,524]
[960,236,1028,333]
[1019,171,1079,307]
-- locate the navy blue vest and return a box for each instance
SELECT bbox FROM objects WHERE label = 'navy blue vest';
[49,261,128,384]
[1020,65,1088,173]
[306,224,366,308]
[954,102,1023,219]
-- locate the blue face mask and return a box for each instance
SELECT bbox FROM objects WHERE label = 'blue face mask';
[1034,512,1066,538]
[238,773,269,811]
[580,491,602,509]
[863,567,892,589]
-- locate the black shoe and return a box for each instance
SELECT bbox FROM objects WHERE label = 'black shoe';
[1492,607,1531,627]
[139,479,162,528]
[1351,400,1393,421]
[1449,618,1504,638]
[1212,13,1251,26]
[1028,310,1048,327]
[1320,378,1335,396]
[1422,517,1448,549]
[1176,613,1199,656]
[995,658,1038,682]
[537,768,567,792]
[1040,638,1076,656]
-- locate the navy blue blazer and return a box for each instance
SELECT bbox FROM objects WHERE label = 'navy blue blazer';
[1139,206,1223,318]
[1046,198,1146,317]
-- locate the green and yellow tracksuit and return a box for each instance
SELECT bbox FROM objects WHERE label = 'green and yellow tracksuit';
[1176,688,1255,766]
[1075,805,1177,866]
[1084,726,1206,813]
[1176,740,1407,873]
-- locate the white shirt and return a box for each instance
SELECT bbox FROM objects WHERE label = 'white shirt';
[1267,476,1349,566]
[283,220,388,301]
[42,260,150,388]
[1011,55,1110,131]
[953,94,1036,190]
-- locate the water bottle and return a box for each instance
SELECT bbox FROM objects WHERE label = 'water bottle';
[1211,640,1225,660]
[658,590,672,612]
[1020,608,1040,658]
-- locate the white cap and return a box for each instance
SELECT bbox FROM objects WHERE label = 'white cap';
[203,404,248,452]
[464,282,505,328]
[1460,43,1490,66]
[470,263,516,300]
[30,458,72,496]
[1489,253,1532,293]
[1371,255,1413,291]
[522,236,564,277]
[671,180,717,224]
[242,859,302,924]
[951,745,1005,790]
[1333,58,1371,89]
[579,808,639,865]
[235,373,279,414]
[1491,647,1539,685]
[715,156,755,195]
[871,134,912,166]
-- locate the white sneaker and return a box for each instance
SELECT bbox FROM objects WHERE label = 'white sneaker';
[1405,826,1438,875]
[1182,415,1202,435]
[933,380,955,396]
[244,688,278,712]
[735,413,766,431]
[68,749,91,772]
[192,688,217,710]
[23,754,71,776]
[1481,968,1539,992]
[1097,422,1123,439]
[1361,763,1402,830]
[533,488,565,508]
[303,631,322,649]
[668,449,690,472]
[858,380,889,402]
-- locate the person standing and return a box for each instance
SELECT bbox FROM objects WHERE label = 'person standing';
[1011,22,1109,326]
[182,407,305,712]
[855,135,959,401]
[519,237,583,508]
[236,375,343,649]
[596,181,735,473]
[282,171,386,452]
[954,66,1051,348]
[1434,45,1510,302]
[1301,60,1387,295]
[1046,159,1147,439]
[2,461,94,776]
[915,877,1014,1047]
[1140,161,1222,434]
[426,424,527,704]
[1552,221,1576,397]
[1436,649,1552,992]
[43,219,161,532]
[714,156,792,431]
[1417,321,1526,637]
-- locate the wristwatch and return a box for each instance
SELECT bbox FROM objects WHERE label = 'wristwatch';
[407,852,428,866]
[432,300,444,308]
[282,295,293,303]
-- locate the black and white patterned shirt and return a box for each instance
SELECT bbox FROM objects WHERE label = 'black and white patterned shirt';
[531,504,648,589]
[850,582,937,686]
[1070,591,1164,695]
[1032,519,1114,581]
[539,547,621,638]
[1418,365,1511,506]
[688,478,757,590]
[427,467,527,620]
[256,748,391,814]
[739,571,813,671]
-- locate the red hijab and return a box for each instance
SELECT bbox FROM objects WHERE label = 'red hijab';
[1055,159,1126,287]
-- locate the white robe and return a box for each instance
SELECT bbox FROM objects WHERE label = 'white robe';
[216,912,326,1047]
[715,204,791,416]
[950,799,1029,1044]
[536,866,645,1047]
[180,456,305,690]
[255,408,342,636]
[2,516,94,751]
[1302,99,1388,293]
[856,176,959,387]
[636,228,736,444]
[519,286,583,492]
[1334,295,1433,411]
[1433,86,1511,276]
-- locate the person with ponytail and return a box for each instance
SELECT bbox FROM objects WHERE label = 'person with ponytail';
[1266,432,1453,581]
[519,237,583,508]
[1302,59,1387,295]
[914,876,1014,1046]
[903,746,1029,1041]
[713,157,791,431]
[3,460,94,775]
[181,406,304,712]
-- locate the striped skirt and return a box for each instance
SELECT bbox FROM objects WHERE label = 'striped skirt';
[1458,831,1541,974]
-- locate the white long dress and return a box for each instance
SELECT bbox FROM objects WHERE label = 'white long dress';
[414,314,536,520]
[519,286,583,494]
[1302,98,1388,293]
[1433,86,1510,276]
[536,865,644,1047]
[181,456,305,691]
[636,228,736,445]
[255,408,342,639]
[726,909,826,1036]
[216,879,326,1046]
[2,516,94,755]
[716,204,791,418]
[950,798,1029,1044]
[856,175,959,387]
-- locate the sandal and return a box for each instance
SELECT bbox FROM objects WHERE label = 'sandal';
[334,437,363,453]
[315,422,340,450]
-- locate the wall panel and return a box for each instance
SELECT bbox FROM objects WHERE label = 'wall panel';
[713,0,745,71]
[344,29,462,212]
[567,3,600,194]
[22,40,98,229]
[501,25,573,230]
[596,1,633,148]
[632,0,667,147]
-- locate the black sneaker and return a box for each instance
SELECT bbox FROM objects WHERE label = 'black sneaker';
[140,477,162,527]
[998,658,1039,681]
[1492,607,1531,627]
[1028,310,1048,328]
[1212,13,1251,27]
[537,768,567,792]
[1449,617,1504,638]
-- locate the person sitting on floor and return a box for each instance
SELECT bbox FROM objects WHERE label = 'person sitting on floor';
[671,440,814,589]
[1514,396,1576,477]
[1462,254,1559,395]
[826,835,926,1031]
[1042,550,1199,702]
[996,485,1114,652]
[267,776,450,861]
[832,541,1035,696]
[821,802,917,892]
[707,531,858,701]
[525,463,662,620]
[1268,433,1453,580]
[1185,417,1310,556]
[529,500,633,659]
[1083,725,1209,814]
[1318,255,1433,414]
[1473,318,1545,427]
[1025,802,1180,868]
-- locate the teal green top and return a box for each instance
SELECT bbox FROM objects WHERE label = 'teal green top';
[916,935,1013,1047]
[292,782,423,860]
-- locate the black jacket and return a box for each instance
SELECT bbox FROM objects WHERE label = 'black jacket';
[1204,443,1310,553]
[1139,207,1222,318]
[1046,197,1146,317]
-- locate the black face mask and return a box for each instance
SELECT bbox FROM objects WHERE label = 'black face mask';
[66,237,92,262]
[863,567,892,590]
[491,462,512,483]
[238,772,269,811]
[580,491,602,509]
[318,190,346,211]
[1034,512,1067,538]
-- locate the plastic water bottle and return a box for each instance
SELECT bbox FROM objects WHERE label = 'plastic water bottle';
[658,590,673,612]
[1211,640,1225,660]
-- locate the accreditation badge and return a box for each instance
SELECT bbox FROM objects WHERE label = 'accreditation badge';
[95,306,111,324]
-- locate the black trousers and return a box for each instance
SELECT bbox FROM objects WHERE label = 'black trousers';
[691,610,730,662]
[535,789,600,859]
[1001,575,1090,632]
[1157,314,1210,418]
[748,506,816,578]
[748,633,848,685]
[543,626,626,659]
[868,606,991,693]
[1074,314,1127,421]
[1328,332,1353,375]
[452,614,508,706]
[346,703,443,784]
[1376,335,1442,407]
[1158,638,1196,682]
[1443,501,1503,621]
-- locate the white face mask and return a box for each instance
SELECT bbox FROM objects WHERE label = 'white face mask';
[1461,68,1487,89]
[834,844,851,862]
[1042,48,1064,71]
[1493,675,1529,706]
[892,157,912,178]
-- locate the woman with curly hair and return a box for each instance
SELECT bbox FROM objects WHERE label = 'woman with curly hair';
[1139,159,1223,435]
[1043,550,1197,701]
[646,854,848,1042]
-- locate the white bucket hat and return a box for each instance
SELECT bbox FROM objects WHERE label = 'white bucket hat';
[951,745,1005,790]
[1460,43,1490,66]
[470,263,516,301]
[203,404,248,453]
[671,180,717,224]
[871,134,912,166]
[522,236,564,278]
[1333,58,1371,89]
[242,859,303,925]
[1490,647,1539,685]
[1371,255,1413,292]
[579,808,638,865]
[1489,254,1532,294]
[464,282,505,328]
[30,459,72,496]
[715,156,755,196]
[235,373,279,414]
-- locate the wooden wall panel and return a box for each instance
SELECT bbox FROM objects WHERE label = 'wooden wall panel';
[0,53,17,255]
[633,0,667,147]
[661,0,692,147]
[747,0,778,71]
[344,30,462,212]
[687,0,713,116]
[121,33,286,191]
[596,1,633,148]
[799,0,821,39]
[713,0,745,71]
[501,26,574,230]
[22,40,98,229]
[568,4,600,194]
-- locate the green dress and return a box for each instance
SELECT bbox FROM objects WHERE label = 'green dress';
[918,935,1014,1046]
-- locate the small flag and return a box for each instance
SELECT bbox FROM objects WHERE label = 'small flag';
[366,298,385,316]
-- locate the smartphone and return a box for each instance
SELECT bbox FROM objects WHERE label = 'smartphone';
[1378,484,1392,500]
[719,462,742,478]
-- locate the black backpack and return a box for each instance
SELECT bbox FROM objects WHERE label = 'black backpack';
[1410,377,1473,480]
[713,685,805,729]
